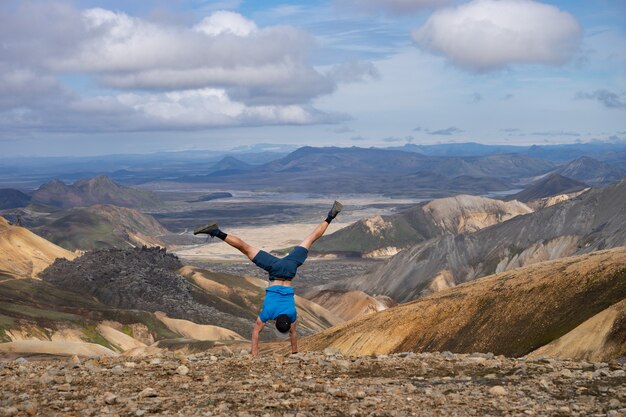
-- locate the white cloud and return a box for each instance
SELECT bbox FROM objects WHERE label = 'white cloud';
[0,3,367,135]
[412,0,582,71]
[193,10,257,36]
[336,0,449,14]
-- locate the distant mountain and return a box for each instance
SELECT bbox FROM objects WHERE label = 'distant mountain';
[507,173,588,202]
[267,147,554,178]
[0,216,76,278]
[555,156,626,185]
[34,204,169,251]
[32,176,162,208]
[177,147,554,197]
[0,188,31,209]
[388,142,523,157]
[389,141,626,162]
[314,195,532,257]
[302,247,626,360]
[209,156,251,174]
[332,179,626,302]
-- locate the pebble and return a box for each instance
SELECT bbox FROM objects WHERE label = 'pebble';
[14,358,28,365]
[103,392,117,405]
[139,388,158,398]
[488,386,508,396]
[323,347,341,356]
[111,365,125,376]
[176,365,190,376]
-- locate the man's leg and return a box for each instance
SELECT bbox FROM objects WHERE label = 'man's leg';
[299,221,330,250]
[193,223,260,261]
[299,201,343,250]
[224,234,260,261]
[251,317,265,357]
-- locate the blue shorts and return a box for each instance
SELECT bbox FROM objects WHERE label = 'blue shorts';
[259,286,297,323]
[252,246,308,280]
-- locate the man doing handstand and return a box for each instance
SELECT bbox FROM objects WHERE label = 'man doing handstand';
[193,201,343,356]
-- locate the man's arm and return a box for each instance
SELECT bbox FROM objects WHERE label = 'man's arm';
[289,321,298,354]
[251,317,265,357]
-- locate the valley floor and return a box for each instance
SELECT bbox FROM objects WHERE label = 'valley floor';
[1,350,624,417]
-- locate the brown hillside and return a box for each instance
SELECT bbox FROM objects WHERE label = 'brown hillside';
[0,216,76,278]
[35,204,169,250]
[300,247,626,358]
[527,298,626,362]
[302,289,395,321]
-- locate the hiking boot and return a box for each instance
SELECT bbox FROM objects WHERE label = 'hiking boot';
[328,201,343,219]
[193,223,219,236]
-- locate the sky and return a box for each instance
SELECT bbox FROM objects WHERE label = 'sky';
[0,0,625,156]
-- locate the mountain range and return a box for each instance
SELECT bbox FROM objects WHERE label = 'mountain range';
[330,179,626,302]
[314,195,533,257]
[176,147,558,196]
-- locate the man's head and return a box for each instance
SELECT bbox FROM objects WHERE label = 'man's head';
[275,314,292,334]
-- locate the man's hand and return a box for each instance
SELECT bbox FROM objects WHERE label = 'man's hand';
[251,317,265,357]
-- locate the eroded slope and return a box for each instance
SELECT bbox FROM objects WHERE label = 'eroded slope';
[301,247,626,358]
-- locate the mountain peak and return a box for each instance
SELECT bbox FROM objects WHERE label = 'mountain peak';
[32,176,161,209]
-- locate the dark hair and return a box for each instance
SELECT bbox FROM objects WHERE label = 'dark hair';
[275,314,291,333]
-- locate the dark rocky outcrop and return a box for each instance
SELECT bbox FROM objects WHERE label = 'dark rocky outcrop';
[40,247,252,335]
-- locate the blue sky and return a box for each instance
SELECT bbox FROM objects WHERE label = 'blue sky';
[0,0,624,156]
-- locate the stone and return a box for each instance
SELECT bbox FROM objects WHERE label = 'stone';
[150,358,161,365]
[323,347,341,356]
[488,386,507,396]
[176,365,190,376]
[103,392,117,405]
[68,355,81,368]
[111,365,125,376]
[139,388,158,398]
[14,358,28,365]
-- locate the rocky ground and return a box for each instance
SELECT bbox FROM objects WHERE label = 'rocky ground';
[1,350,625,417]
